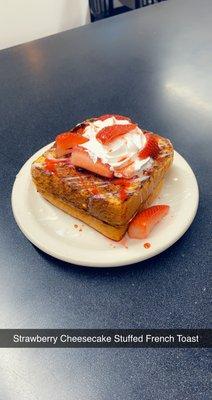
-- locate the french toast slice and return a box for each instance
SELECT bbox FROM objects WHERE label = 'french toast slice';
[31,132,173,240]
[40,178,165,241]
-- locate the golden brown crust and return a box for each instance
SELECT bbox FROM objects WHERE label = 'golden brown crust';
[37,178,164,241]
[31,133,173,227]
[39,191,127,241]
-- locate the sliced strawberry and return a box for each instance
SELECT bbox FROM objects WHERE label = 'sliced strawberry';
[138,132,160,160]
[96,123,137,145]
[97,114,132,122]
[70,146,113,178]
[128,205,169,239]
[56,132,89,157]
[72,122,88,135]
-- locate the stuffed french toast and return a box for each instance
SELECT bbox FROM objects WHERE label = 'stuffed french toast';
[31,114,173,241]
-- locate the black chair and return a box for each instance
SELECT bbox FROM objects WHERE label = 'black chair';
[135,0,164,8]
[89,0,166,22]
[89,0,110,22]
[89,0,134,21]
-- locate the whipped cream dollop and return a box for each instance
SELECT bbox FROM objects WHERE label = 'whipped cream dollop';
[80,116,153,179]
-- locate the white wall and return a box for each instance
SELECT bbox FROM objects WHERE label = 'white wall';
[0,0,90,51]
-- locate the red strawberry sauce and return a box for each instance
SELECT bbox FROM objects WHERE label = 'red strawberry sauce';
[144,242,151,249]
[112,178,132,201]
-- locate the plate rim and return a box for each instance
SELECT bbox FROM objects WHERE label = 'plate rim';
[11,144,199,268]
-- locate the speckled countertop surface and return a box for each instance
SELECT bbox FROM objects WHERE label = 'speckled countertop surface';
[0,0,211,398]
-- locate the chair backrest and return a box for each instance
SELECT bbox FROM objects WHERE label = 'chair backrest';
[139,0,164,6]
[89,0,109,19]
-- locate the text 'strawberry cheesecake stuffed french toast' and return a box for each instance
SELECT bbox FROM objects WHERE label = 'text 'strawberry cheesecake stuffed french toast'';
[31,115,174,241]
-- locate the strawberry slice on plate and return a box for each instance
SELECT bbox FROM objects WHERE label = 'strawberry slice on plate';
[97,123,137,145]
[139,132,160,160]
[128,205,170,239]
[71,146,113,178]
[56,132,88,157]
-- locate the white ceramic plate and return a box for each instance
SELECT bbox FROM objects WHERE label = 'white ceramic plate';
[12,144,199,267]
